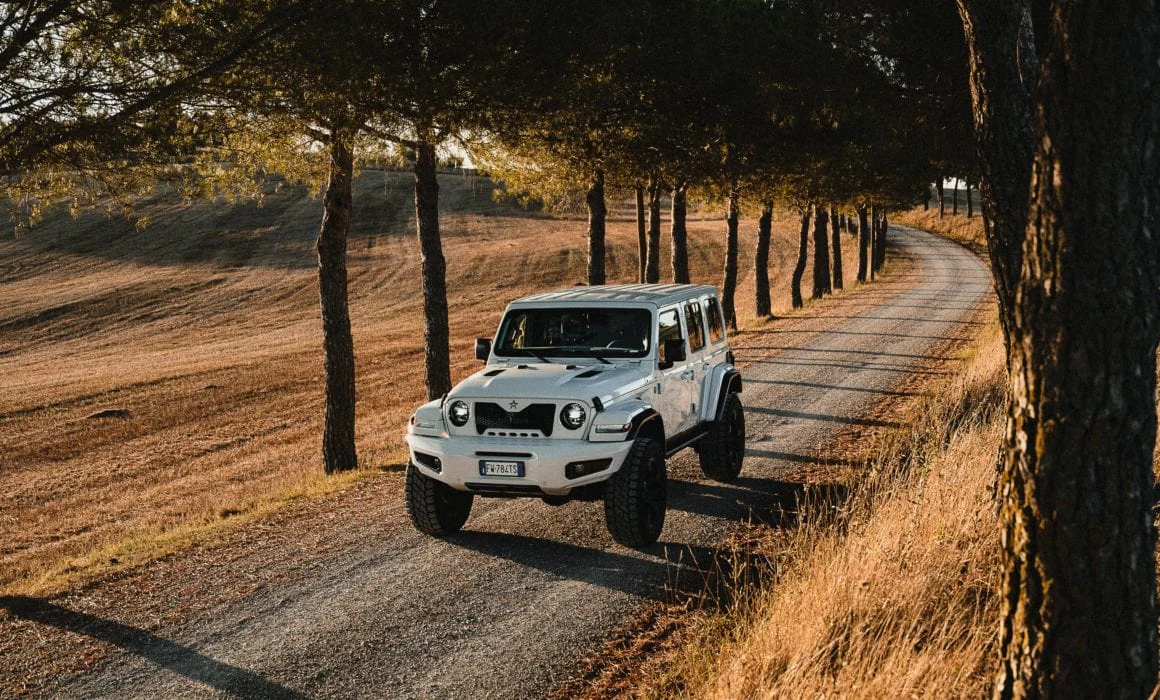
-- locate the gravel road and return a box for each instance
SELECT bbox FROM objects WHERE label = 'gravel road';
[38,226,990,699]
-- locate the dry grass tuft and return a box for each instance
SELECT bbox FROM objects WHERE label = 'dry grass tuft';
[641,322,1009,698]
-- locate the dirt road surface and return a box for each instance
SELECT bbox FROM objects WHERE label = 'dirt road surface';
[6,226,990,698]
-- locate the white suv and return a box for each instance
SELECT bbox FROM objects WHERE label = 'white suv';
[405,284,745,547]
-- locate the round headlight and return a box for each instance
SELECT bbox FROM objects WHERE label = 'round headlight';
[448,400,470,427]
[560,402,587,430]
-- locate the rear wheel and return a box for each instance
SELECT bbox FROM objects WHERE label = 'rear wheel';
[604,437,666,547]
[699,392,745,482]
[405,462,474,536]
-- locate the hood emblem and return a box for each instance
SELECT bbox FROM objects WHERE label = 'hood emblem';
[508,400,519,410]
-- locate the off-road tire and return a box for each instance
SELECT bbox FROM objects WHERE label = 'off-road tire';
[405,462,474,536]
[604,437,666,547]
[698,392,745,482]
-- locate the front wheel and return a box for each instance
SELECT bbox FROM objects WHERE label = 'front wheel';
[405,462,474,536]
[698,392,745,482]
[604,437,666,547]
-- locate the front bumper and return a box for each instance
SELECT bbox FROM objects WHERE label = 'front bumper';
[405,433,635,496]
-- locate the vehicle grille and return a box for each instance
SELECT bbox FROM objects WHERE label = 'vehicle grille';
[475,402,555,437]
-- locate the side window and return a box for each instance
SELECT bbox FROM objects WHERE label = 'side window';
[704,297,725,343]
[684,302,705,352]
[657,308,682,364]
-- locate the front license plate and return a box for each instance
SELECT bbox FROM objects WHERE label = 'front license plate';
[479,460,525,477]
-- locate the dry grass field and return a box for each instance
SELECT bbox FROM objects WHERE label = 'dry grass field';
[0,171,861,595]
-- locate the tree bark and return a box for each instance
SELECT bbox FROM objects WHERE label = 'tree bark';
[952,179,959,214]
[415,140,451,401]
[635,184,646,283]
[317,132,358,473]
[937,177,945,217]
[586,168,606,286]
[720,187,740,329]
[869,204,879,281]
[754,202,772,317]
[829,204,843,290]
[670,181,690,283]
[993,2,1160,697]
[956,0,1037,351]
[811,205,830,299]
[645,174,662,283]
[856,205,870,282]
[874,210,888,272]
[966,180,974,218]
[790,210,809,309]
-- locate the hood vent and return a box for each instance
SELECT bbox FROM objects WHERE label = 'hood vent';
[574,369,603,379]
[483,368,506,377]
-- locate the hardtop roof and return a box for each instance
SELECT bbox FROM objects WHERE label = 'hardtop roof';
[511,283,718,307]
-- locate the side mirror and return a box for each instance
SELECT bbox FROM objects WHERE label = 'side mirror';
[662,337,687,368]
[475,338,492,361]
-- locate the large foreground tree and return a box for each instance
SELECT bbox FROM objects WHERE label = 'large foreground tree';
[967,2,1160,696]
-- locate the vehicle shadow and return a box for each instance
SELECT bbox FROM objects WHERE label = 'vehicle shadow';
[447,530,719,601]
[449,473,849,606]
[0,596,305,699]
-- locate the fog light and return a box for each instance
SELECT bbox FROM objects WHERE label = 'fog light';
[414,452,442,473]
[565,458,612,480]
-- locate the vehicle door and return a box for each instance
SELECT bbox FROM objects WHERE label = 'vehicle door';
[682,298,711,424]
[655,305,696,437]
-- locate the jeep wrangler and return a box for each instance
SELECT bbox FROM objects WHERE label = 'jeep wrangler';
[405,284,744,547]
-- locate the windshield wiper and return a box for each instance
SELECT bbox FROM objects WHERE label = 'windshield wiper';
[579,347,613,364]
[516,346,554,364]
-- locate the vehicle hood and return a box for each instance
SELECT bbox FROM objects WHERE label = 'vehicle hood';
[449,362,651,405]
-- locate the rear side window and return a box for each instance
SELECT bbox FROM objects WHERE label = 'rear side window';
[657,308,682,364]
[704,298,725,343]
[685,302,705,352]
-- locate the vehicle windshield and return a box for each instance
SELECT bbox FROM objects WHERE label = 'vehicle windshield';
[494,307,651,359]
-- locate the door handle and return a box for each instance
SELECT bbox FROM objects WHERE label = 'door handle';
[680,368,695,381]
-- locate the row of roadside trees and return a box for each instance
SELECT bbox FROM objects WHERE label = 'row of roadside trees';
[2,0,973,472]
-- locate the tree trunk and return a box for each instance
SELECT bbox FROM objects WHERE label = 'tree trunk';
[811,205,830,299]
[317,133,358,473]
[856,205,870,282]
[952,179,959,214]
[874,211,888,272]
[645,175,662,283]
[720,187,740,329]
[415,140,451,401]
[754,202,772,317]
[966,180,974,218]
[586,168,606,285]
[937,177,945,217]
[868,204,879,281]
[956,0,1037,351]
[635,184,646,283]
[993,2,1160,697]
[790,210,809,309]
[829,204,843,290]
[670,181,690,283]
[923,186,930,210]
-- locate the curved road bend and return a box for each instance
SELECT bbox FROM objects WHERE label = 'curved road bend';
[44,226,991,699]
